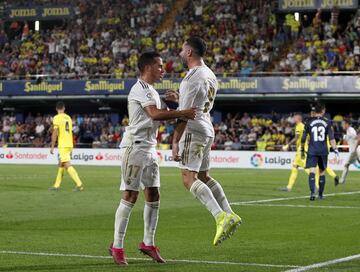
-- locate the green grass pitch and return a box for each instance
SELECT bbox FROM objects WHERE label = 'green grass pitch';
[0,165,359,272]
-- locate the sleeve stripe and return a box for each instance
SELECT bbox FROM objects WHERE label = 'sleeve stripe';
[184,68,198,81]
[139,81,146,89]
[139,80,149,89]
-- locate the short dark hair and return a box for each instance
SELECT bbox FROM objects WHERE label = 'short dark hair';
[344,118,351,125]
[56,101,65,110]
[314,102,325,113]
[294,112,302,117]
[186,36,207,57]
[137,51,161,73]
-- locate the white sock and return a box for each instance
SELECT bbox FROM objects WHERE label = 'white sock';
[340,166,349,184]
[206,178,234,214]
[113,199,134,249]
[190,179,223,218]
[143,201,160,246]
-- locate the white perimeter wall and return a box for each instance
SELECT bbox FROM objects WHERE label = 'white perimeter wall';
[0,148,357,170]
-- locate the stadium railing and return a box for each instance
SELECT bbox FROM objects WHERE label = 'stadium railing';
[3,71,360,80]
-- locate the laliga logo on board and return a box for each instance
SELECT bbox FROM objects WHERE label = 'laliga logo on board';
[250,153,263,167]
[95,153,104,160]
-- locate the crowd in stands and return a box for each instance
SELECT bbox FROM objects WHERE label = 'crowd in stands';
[275,8,360,73]
[1,1,360,78]
[160,0,280,76]
[0,0,173,79]
[0,113,128,148]
[0,112,354,150]
[211,112,351,151]
[0,0,286,79]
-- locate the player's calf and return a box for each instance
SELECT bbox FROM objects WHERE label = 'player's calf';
[308,172,316,200]
[318,175,326,198]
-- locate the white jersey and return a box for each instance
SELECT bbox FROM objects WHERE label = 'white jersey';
[344,126,358,152]
[178,65,218,137]
[120,79,164,148]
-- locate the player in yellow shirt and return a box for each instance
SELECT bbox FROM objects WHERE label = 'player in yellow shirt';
[280,113,310,191]
[49,102,84,191]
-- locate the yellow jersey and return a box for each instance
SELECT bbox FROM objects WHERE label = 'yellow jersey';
[53,113,73,148]
[295,122,304,151]
[295,122,309,152]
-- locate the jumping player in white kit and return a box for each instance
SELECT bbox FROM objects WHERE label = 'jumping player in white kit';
[340,119,360,184]
[109,52,196,266]
[171,36,242,247]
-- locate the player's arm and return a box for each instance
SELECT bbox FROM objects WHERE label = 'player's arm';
[300,123,308,158]
[50,127,58,154]
[288,135,298,146]
[172,119,187,162]
[328,123,339,157]
[144,105,196,121]
[285,134,298,150]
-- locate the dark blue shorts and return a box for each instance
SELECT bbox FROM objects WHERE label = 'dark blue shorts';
[306,155,328,170]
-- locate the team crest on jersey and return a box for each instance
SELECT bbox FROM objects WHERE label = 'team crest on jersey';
[146,92,152,100]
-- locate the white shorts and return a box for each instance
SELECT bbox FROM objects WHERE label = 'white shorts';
[346,147,360,165]
[178,131,213,172]
[120,145,160,191]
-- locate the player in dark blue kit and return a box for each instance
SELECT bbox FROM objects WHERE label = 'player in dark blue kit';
[301,103,339,201]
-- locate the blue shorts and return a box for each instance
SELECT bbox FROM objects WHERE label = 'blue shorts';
[306,155,328,170]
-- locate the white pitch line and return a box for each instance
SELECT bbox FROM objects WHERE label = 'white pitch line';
[231,191,360,205]
[285,253,360,272]
[0,250,300,268]
[239,203,360,209]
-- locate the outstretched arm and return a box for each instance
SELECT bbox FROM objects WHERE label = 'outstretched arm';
[285,134,298,150]
[144,105,196,121]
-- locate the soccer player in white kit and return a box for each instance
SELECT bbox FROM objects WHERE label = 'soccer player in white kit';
[340,119,360,184]
[109,52,196,265]
[172,37,242,246]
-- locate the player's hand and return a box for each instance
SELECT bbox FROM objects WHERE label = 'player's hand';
[282,144,289,151]
[181,107,197,120]
[165,89,179,103]
[172,143,181,162]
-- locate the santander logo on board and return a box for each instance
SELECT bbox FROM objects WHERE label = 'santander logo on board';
[95,153,104,160]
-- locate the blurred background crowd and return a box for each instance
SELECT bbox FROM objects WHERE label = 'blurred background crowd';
[0,111,354,150]
[5,0,359,79]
